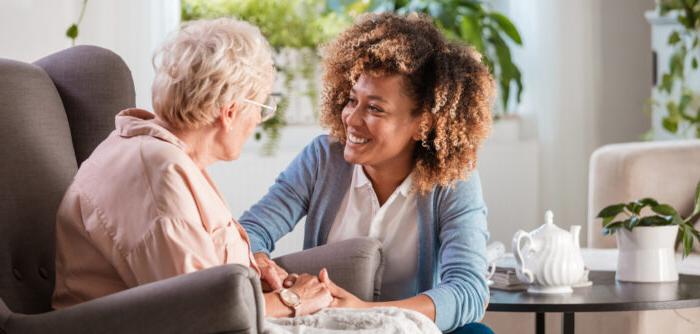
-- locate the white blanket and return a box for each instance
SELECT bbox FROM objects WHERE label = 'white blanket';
[264,307,441,333]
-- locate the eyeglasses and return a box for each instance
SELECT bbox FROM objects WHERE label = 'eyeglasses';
[240,94,278,122]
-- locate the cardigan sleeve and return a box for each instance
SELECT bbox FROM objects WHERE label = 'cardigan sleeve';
[422,171,490,332]
[238,136,323,255]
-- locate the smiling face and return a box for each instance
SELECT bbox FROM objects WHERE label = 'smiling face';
[342,73,423,171]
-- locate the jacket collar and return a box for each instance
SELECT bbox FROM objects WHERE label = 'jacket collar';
[115,108,187,151]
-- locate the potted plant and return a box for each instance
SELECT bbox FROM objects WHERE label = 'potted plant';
[597,181,700,282]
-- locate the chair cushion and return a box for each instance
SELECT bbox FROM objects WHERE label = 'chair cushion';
[34,45,135,165]
[0,59,77,314]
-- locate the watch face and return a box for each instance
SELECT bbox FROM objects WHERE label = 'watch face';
[280,289,301,306]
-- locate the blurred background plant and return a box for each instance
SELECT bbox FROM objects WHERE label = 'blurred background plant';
[183,0,523,153]
[68,0,522,153]
[182,0,351,154]
[65,0,89,45]
[651,0,700,138]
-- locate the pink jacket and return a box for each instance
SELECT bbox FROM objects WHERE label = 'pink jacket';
[53,108,258,309]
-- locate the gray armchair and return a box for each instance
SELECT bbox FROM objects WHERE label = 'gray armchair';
[0,46,383,334]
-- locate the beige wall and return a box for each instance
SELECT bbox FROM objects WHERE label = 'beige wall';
[595,0,654,149]
[506,0,654,246]
[0,0,180,110]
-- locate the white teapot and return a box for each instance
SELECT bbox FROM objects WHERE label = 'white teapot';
[512,210,585,294]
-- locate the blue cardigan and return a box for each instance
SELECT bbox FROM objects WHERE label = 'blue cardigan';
[239,135,489,332]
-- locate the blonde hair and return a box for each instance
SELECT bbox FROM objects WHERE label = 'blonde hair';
[321,13,495,193]
[152,18,275,129]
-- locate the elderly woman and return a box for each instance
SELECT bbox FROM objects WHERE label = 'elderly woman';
[241,13,495,333]
[51,18,332,317]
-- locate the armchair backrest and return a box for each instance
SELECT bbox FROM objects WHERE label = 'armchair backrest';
[0,46,134,314]
[587,140,700,248]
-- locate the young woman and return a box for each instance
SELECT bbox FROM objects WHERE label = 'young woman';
[240,13,495,333]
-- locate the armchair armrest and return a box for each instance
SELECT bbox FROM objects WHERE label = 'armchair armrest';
[0,264,263,334]
[274,237,384,301]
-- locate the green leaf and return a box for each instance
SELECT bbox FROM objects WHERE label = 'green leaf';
[663,116,679,133]
[488,12,522,45]
[668,31,681,45]
[627,216,640,229]
[679,93,693,114]
[459,15,485,53]
[689,224,700,241]
[669,51,685,77]
[639,215,673,226]
[693,57,699,70]
[673,213,685,225]
[683,225,694,257]
[602,216,615,227]
[602,221,624,235]
[626,201,643,215]
[639,198,659,207]
[66,24,79,39]
[488,28,518,109]
[660,73,674,93]
[597,203,626,218]
[652,204,679,216]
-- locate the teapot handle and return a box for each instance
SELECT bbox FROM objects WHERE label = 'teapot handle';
[512,230,535,284]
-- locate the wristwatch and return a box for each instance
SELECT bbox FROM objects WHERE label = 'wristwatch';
[277,288,302,316]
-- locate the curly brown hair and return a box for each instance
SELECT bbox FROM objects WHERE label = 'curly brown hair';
[320,12,495,193]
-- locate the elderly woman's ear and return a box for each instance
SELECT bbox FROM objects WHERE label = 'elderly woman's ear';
[219,103,239,131]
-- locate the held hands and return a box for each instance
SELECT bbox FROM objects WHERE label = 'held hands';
[284,269,367,316]
[254,252,292,292]
[287,272,333,316]
[255,250,367,316]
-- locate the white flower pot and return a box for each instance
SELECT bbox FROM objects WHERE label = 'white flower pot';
[615,225,679,282]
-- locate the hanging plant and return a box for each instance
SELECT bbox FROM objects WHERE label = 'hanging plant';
[66,0,89,45]
[652,0,700,138]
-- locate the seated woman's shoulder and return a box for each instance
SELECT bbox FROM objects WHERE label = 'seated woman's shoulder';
[139,137,193,167]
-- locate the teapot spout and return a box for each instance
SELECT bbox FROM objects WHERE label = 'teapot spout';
[570,225,581,249]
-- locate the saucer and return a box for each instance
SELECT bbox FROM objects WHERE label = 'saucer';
[572,280,593,288]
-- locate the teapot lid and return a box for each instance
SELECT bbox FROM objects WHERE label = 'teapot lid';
[545,210,554,225]
[532,210,568,236]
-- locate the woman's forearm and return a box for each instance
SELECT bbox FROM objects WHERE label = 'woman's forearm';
[370,294,436,321]
[264,292,294,318]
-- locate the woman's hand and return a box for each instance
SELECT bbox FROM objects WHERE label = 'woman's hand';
[319,268,369,309]
[288,272,333,316]
[254,252,290,292]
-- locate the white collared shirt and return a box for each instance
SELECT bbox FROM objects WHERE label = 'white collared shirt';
[327,164,419,299]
